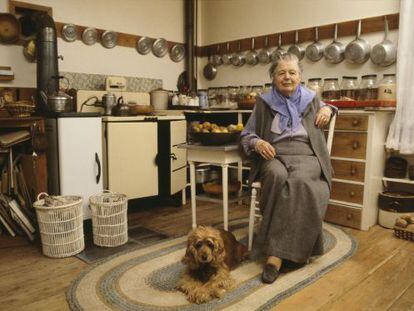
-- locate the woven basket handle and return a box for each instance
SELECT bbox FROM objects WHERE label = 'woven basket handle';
[37,192,49,201]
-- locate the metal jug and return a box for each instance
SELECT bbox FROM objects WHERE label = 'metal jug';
[102,93,116,115]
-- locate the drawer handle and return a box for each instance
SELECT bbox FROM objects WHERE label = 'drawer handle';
[346,214,352,220]
[352,141,360,149]
[349,191,355,197]
[352,119,360,126]
[350,166,357,175]
[170,153,177,160]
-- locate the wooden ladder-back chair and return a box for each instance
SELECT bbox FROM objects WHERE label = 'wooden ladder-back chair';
[247,113,337,251]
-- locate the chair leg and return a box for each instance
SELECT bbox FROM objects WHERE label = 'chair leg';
[248,187,257,252]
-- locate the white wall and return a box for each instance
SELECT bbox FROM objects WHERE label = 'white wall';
[0,0,185,90]
[197,0,400,89]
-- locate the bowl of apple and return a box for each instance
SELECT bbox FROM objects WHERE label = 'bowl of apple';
[191,121,244,146]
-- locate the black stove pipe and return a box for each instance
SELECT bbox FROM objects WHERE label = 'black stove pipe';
[185,0,196,92]
[33,12,59,113]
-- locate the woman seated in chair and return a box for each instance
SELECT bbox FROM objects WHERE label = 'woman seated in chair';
[240,53,336,284]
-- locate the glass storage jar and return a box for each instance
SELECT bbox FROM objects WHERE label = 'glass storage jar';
[307,78,323,99]
[358,74,378,100]
[263,83,272,93]
[251,85,263,96]
[208,87,218,106]
[340,76,358,100]
[322,78,340,101]
[227,86,239,103]
[377,74,396,101]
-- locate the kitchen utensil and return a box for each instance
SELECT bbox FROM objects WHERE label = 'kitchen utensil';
[203,51,217,81]
[40,76,73,112]
[222,42,232,65]
[271,33,287,62]
[324,24,345,64]
[150,89,168,110]
[170,44,185,62]
[152,38,168,57]
[195,166,211,184]
[246,38,259,65]
[212,45,223,66]
[0,13,20,44]
[288,31,305,60]
[345,20,371,64]
[82,27,98,45]
[306,27,324,61]
[136,36,152,54]
[101,30,117,49]
[102,92,116,116]
[371,17,397,67]
[23,38,36,62]
[258,36,272,64]
[113,96,130,116]
[231,41,245,66]
[61,23,77,42]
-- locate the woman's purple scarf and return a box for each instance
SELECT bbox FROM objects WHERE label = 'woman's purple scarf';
[260,84,315,132]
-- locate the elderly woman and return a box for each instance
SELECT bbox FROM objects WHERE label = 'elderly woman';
[240,53,336,284]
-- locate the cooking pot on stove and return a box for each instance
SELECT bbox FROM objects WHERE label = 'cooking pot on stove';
[150,88,168,110]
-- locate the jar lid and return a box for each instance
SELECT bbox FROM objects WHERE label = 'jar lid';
[265,83,272,86]
[361,74,377,78]
[308,78,322,81]
[342,76,358,79]
[227,85,238,88]
[252,85,263,88]
[324,78,338,81]
[383,73,396,77]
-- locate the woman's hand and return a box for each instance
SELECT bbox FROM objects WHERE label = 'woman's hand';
[255,139,276,160]
[315,106,332,128]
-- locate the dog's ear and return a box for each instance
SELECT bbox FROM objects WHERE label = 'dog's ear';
[212,237,226,264]
[182,234,198,269]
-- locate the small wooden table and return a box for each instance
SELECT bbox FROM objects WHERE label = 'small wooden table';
[179,143,243,230]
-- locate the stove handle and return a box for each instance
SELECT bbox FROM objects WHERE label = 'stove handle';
[95,152,101,184]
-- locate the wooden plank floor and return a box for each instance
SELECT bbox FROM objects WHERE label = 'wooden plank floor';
[0,200,413,311]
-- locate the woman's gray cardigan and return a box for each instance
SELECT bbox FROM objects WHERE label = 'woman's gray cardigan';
[241,97,333,189]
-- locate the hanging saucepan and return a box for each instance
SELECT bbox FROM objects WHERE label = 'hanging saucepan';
[345,20,371,64]
[288,31,305,60]
[222,42,232,65]
[170,44,185,62]
[231,41,245,66]
[324,23,345,64]
[203,51,217,81]
[258,36,271,64]
[271,34,287,62]
[305,27,324,62]
[212,45,223,66]
[371,17,397,67]
[136,36,152,55]
[152,38,168,57]
[101,30,118,49]
[246,38,259,65]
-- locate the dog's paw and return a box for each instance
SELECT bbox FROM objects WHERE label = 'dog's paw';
[211,287,226,298]
[187,288,212,304]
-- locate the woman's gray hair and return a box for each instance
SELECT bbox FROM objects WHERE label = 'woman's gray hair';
[269,53,303,78]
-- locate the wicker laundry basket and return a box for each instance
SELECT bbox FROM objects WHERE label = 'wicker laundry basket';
[33,193,84,258]
[89,191,128,247]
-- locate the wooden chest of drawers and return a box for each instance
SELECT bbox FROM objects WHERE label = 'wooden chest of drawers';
[324,110,394,230]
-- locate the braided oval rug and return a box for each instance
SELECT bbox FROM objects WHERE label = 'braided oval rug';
[67,220,356,311]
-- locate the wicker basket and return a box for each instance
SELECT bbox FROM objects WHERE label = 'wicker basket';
[89,191,128,247]
[33,193,84,258]
[5,100,36,117]
[394,227,414,241]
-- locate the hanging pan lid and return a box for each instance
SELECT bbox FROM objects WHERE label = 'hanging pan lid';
[152,38,168,57]
[136,36,152,54]
[61,23,77,42]
[101,30,118,49]
[82,27,98,45]
[170,44,185,62]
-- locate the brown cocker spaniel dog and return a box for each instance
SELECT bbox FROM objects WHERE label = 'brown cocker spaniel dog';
[177,226,248,304]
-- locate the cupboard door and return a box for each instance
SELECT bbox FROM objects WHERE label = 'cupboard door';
[106,122,158,199]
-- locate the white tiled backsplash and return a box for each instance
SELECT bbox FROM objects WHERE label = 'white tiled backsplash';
[76,90,150,113]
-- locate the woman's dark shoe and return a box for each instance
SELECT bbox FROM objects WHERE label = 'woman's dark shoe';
[262,263,280,284]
